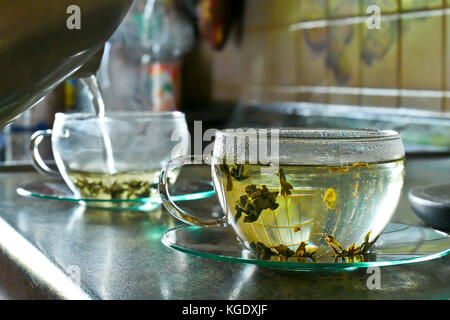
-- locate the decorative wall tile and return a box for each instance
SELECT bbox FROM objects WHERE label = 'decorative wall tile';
[362,0,398,14]
[184,0,450,112]
[296,24,331,103]
[361,18,399,107]
[266,29,297,87]
[401,96,442,111]
[328,93,361,106]
[327,23,362,105]
[300,0,328,21]
[401,0,443,11]
[296,91,329,104]
[401,14,442,88]
[269,0,301,27]
[328,0,360,18]
[401,12,443,110]
[446,97,450,112]
[362,95,398,108]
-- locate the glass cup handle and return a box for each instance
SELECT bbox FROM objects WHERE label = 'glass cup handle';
[29,129,61,178]
[158,155,228,228]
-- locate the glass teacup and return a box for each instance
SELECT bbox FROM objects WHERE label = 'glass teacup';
[159,128,405,258]
[30,112,189,200]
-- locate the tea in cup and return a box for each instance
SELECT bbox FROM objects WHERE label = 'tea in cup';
[159,128,405,259]
[30,112,189,201]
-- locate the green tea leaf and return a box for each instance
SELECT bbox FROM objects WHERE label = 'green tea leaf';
[250,241,316,261]
[234,184,279,223]
[277,168,293,197]
[229,164,250,181]
[325,231,376,258]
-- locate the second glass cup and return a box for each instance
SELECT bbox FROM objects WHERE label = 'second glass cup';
[30,111,189,200]
[159,128,405,257]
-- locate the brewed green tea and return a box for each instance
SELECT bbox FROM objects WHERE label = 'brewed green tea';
[213,160,405,257]
[68,169,178,200]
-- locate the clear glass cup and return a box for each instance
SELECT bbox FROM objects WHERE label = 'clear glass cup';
[159,128,406,257]
[30,111,189,200]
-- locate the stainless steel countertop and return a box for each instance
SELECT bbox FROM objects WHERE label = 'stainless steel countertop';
[0,157,449,300]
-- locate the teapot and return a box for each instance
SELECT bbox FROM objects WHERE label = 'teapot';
[0,0,133,126]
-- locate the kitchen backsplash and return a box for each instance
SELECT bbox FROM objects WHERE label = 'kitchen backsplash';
[183,0,450,113]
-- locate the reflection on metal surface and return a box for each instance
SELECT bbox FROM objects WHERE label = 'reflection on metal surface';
[0,165,449,298]
[229,264,257,300]
[0,217,91,299]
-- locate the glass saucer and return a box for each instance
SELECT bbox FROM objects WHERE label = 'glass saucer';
[161,223,450,271]
[17,179,215,211]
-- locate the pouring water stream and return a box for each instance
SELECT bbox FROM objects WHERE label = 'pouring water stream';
[80,75,116,174]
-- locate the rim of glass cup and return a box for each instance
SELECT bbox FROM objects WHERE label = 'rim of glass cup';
[213,128,405,165]
[54,111,186,121]
[215,128,401,142]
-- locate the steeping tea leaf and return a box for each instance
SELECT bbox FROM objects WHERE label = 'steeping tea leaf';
[69,171,157,200]
[324,188,337,209]
[219,164,250,191]
[277,168,293,197]
[293,242,316,258]
[229,164,250,181]
[219,164,233,191]
[250,241,316,261]
[325,231,376,257]
[250,242,273,260]
[234,184,279,223]
[272,245,294,257]
[328,162,372,174]
[215,160,404,261]
[352,162,371,169]
[324,234,345,255]
[329,166,349,174]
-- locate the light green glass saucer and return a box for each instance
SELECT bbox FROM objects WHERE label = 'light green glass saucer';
[17,179,215,211]
[161,223,450,271]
